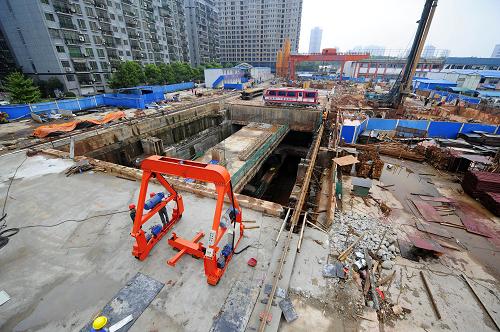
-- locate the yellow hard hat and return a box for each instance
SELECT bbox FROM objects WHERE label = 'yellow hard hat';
[92,316,108,330]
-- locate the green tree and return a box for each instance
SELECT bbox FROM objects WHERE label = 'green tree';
[158,63,175,84]
[4,72,41,104]
[170,62,193,82]
[144,64,162,85]
[195,65,205,82]
[109,61,145,88]
[224,62,234,68]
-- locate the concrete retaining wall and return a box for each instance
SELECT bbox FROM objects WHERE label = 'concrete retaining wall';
[226,103,321,132]
[56,103,222,163]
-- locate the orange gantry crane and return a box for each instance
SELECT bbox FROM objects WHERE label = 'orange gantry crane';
[276,42,371,80]
[288,48,370,80]
[130,155,244,285]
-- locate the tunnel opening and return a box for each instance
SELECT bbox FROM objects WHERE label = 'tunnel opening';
[241,130,313,204]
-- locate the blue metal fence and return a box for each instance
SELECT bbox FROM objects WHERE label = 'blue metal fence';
[341,118,499,143]
[0,82,195,119]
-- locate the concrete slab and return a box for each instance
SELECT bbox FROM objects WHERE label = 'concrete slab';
[0,152,281,331]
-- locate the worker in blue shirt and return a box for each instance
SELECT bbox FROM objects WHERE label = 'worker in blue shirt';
[149,192,169,227]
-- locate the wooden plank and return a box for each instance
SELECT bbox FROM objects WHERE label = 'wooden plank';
[420,271,442,320]
[461,274,500,331]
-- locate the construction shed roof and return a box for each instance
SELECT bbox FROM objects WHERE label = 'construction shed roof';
[414,78,456,85]
[445,57,500,66]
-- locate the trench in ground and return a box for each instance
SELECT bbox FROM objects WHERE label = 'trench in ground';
[72,115,314,204]
[241,131,313,205]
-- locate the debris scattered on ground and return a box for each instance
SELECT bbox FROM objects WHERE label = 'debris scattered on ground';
[65,159,102,176]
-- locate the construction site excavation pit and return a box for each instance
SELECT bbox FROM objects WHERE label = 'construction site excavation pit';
[47,101,323,202]
[241,131,313,205]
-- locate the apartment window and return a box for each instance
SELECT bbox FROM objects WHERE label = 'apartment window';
[57,15,75,29]
[94,74,102,83]
[66,74,75,81]
[48,28,60,38]
[68,46,84,58]
[100,61,109,69]
[86,7,94,17]
[45,13,55,21]
[61,60,71,67]
[56,45,65,53]
[97,48,105,58]
[85,48,94,57]
[77,19,87,30]
[110,13,115,19]
[89,61,98,70]
[89,21,99,31]
[118,16,123,22]
[40,0,49,3]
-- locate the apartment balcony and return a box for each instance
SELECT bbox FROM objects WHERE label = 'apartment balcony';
[94,0,107,9]
[59,21,77,30]
[124,9,135,17]
[102,28,113,36]
[132,50,146,59]
[64,37,83,45]
[53,4,75,15]
[130,43,142,51]
[77,74,94,86]
[128,32,140,39]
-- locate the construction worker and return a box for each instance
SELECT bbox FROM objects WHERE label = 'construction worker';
[150,192,169,226]
[129,204,136,223]
[90,316,108,331]
[129,203,152,241]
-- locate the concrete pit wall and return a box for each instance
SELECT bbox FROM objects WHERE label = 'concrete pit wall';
[225,103,321,132]
[56,103,223,164]
[165,121,234,160]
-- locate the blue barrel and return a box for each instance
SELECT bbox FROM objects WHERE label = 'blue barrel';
[144,192,165,210]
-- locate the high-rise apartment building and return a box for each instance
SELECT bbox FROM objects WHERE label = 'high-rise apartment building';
[184,0,220,66]
[0,0,189,95]
[0,26,17,80]
[422,45,436,58]
[216,0,302,68]
[308,27,322,53]
[491,44,500,58]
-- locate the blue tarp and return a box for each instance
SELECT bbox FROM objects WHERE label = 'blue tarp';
[0,82,195,119]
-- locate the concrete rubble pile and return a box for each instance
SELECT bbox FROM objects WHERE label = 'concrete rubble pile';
[321,210,408,321]
[330,211,399,269]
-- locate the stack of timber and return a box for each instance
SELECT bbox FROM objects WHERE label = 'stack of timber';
[347,142,425,162]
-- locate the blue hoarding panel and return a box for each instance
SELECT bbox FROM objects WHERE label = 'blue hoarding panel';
[397,120,428,130]
[461,123,497,134]
[366,118,397,130]
[427,121,463,138]
[341,125,355,143]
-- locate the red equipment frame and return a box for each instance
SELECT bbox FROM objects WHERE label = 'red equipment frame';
[288,48,370,80]
[131,155,244,285]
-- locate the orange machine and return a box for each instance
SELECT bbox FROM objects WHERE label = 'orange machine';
[130,155,244,285]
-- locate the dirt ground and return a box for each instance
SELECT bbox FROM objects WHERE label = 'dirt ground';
[339,156,500,331]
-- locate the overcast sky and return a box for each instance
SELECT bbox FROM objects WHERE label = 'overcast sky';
[298,0,500,57]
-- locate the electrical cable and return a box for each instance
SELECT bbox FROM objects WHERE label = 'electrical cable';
[0,155,28,250]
